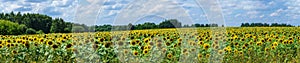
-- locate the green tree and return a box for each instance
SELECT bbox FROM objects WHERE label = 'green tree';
[159,19,182,28]
[25,28,37,34]
[50,18,67,33]
[141,22,157,29]
[72,26,85,33]
[0,20,27,35]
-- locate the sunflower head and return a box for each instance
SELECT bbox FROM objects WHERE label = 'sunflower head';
[167,53,173,59]
[124,49,129,54]
[234,49,238,54]
[143,49,149,55]
[205,54,210,58]
[271,46,276,50]
[47,41,54,46]
[218,50,224,54]
[197,53,202,59]
[52,44,59,49]
[143,45,152,50]
[239,51,243,56]
[203,43,210,50]
[288,40,293,44]
[162,48,167,53]
[11,50,17,55]
[272,42,278,46]
[143,38,151,43]
[133,50,139,56]
[256,41,263,46]
[104,42,112,48]
[130,40,138,46]
[66,43,73,49]
[265,48,269,52]
[198,41,204,46]
[0,44,3,48]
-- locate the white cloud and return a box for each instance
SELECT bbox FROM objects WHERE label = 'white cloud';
[234,14,241,17]
[259,15,265,18]
[114,0,193,25]
[75,0,105,25]
[284,0,300,19]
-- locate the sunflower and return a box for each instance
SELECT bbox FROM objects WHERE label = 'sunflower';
[162,48,167,53]
[124,49,129,54]
[234,42,239,47]
[191,48,196,52]
[271,46,276,50]
[6,43,11,48]
[197,53,202,59]
[143,45,152,50]
[143,38,150,43]
[283,40,288,44]
[6,40,11,43]
[239,51,243,56]
[224,46,232,52]
[98,38,105,42]
[66,43,73,49]
[104,42,112,48]
[183,52,189,56]
[288,40,293,44]
[11,50,17,55]
[24,42,30,48]
[182,48,188,53]
[218,50,224,55]
[205,54,210,58]
[244,43,249,47]
[178,38,182,42]
[256,41,263,46]
[0,40,3,45]
[39,38,44,43]
[133,50,139,56]
[213,45,219,49]
[167,53,173,59]
[242,46,247,49]
[272,42,278,46]
[47,41,54,46]
[265,48,269,52]
[52,44,59,49]
[198,41,204,46]
[143,49,149,55]
[130,40,137,46]
[165,42,171,46]
[0,44,3,48]
[244,47,251,53]
[203,43,210,50]
[173,44,178,48]
[234,49,238,54]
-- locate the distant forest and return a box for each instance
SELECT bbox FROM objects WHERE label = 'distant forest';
[0,12,297,35]
[241,23,294,27]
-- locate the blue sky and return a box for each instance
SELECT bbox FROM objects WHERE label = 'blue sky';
[0,0,299,26]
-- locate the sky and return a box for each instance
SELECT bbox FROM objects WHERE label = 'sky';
[0,0,299,26]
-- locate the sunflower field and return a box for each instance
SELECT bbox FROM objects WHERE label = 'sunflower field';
[0,27,300,63]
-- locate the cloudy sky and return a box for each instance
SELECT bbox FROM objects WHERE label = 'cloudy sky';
[0,0,299,26]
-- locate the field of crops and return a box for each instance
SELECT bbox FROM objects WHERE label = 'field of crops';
[0,27,300,63]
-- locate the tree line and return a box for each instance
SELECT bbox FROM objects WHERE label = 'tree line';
[241,23,294,27]
[93,19,220,32]
[0,12,73,35]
